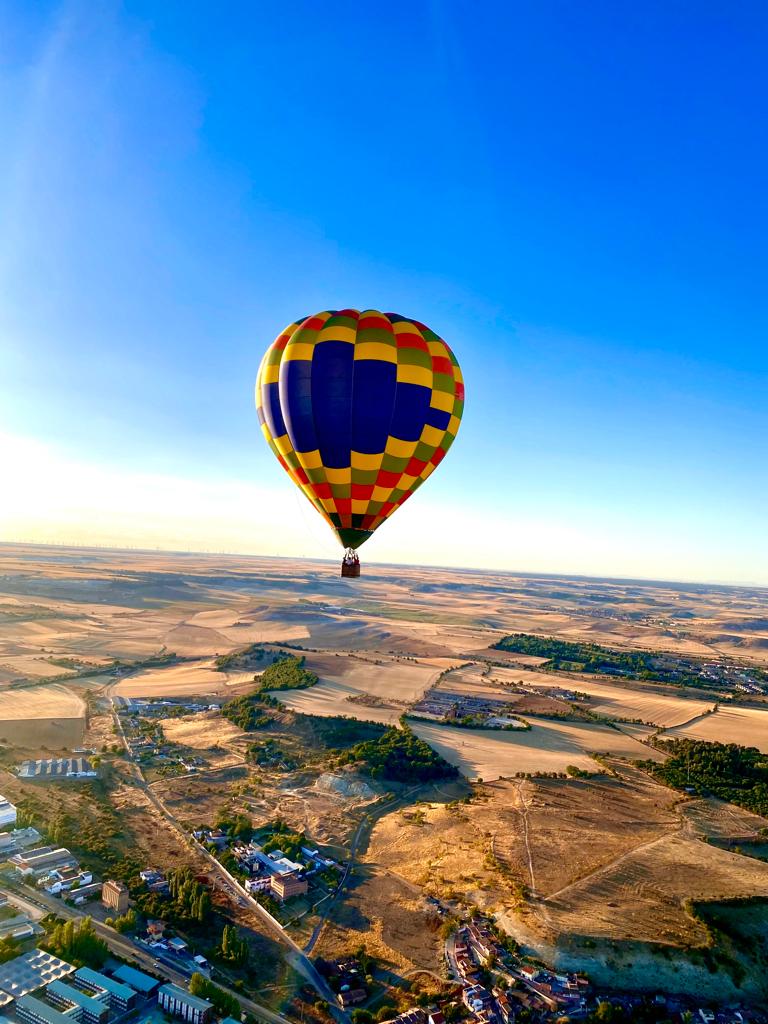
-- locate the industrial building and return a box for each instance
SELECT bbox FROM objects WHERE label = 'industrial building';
[17,759,97,781]
[14,993,76,1024]
[72,969,136,1012]
[101,880,129,914]
[0,914,35,941]
[0,797,17,829]
[10,847,78,878]
[0,829,42,858]
[157,984,213,1024]
[0,950,75,999]
[46,979,110,1024]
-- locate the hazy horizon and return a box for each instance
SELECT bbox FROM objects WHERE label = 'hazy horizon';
[2,537,766,593]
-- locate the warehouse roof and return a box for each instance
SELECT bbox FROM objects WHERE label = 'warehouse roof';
[112,964,159,994]
[74,968,135,1002]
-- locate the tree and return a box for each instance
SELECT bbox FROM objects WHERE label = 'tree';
[45,917,108,968]
[189,974,240,1019]
[217,924,248,967]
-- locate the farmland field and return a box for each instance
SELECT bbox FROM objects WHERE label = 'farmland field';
[0,683,86,747]
[665,704,768,752]
[112,661,258,697]
[409,718,664,779]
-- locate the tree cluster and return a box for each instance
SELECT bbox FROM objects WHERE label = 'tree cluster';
[216,924,249,967]
[188,972,240,1018]
[221,655,317,731]
[493,633,718,690]
[338,724,458,782]
[641,737,768,816]
[165,868,212,925]
[261,818,305,860]
[105,909,138,934]
[44,917,108,968]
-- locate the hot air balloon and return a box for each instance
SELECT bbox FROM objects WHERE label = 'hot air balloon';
[255,309,464,577]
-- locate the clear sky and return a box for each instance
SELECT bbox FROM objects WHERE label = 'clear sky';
[1,1,766,584]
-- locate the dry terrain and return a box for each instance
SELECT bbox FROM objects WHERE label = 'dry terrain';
[112,661,258,697]
[410,719,664,779]
[0,683,86,747]
[2,544,768,999]
[665,704,768,751]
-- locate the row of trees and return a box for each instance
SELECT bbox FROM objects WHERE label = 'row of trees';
[166,868,212,925]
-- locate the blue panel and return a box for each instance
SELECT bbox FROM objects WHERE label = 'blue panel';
[351,360,397,454]
[280,360,317,453]
[389,381,431,442]
[425,406,451,431]
[312,341,354,468]
[261,381,286,439]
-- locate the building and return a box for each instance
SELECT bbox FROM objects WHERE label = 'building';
[157,984,213,1024]
[17,759,97,781]
[0,950,75,999]
[40,869,92,896]
[15,994,76,1024]
[72,969,136,1013]
[101,880,129,914]
[46,980,110,1024]
[0,797,17,828]
[10,848,78,878]
[269,872,307,901]
[64,883,102,905]
[0,914,35,940]
[379,1010,426,1024]
[0,828,42,857]
[337,988,367,1009]
[111,965,159,996]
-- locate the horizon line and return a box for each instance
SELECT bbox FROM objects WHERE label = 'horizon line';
[1,538,766,594]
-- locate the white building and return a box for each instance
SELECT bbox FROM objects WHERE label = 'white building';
[0,798,17,829]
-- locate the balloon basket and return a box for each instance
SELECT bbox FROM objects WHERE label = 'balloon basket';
[341,550,361,578]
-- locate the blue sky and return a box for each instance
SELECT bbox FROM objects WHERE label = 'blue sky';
[1,1,766,583]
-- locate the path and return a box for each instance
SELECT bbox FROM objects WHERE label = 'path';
[106,692,343,1018]
[5,883,292,1024]
[303,782,424,954]
[514,780,536,894]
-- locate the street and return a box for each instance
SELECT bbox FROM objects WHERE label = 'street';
[4,882,293,1024]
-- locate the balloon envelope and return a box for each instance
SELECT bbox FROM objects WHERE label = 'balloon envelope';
[256,309,464,550]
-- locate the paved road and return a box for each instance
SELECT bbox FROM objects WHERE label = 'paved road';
[107,696,343,1020]
[5,883,293,1024]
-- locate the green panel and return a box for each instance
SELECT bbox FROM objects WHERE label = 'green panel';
[337,527,373,550]
[351,467,379,486]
